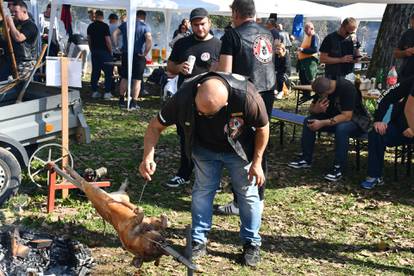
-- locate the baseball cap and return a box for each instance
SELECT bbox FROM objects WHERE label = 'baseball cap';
[190,8,209,21]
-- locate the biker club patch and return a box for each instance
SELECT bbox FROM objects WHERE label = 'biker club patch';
[253,35,273,63]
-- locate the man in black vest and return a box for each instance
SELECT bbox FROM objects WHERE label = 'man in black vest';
[217,0,275,215]
[5,1,38,79]
[139,72,269,266]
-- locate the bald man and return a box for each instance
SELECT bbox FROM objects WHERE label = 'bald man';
[296,22,319,100]
[139,72,269,266]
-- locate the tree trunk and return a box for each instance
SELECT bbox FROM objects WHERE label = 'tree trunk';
[367,4,414,78]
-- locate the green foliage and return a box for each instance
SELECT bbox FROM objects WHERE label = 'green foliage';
[210,15,231,29]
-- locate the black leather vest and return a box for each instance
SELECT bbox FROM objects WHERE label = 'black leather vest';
[233,21,276,92]
[176,72,257,162]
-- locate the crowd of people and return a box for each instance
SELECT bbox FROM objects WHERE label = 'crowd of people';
[1,0,414,269]
[138,0,414,268]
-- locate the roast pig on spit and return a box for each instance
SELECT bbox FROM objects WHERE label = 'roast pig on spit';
[47,163,197,270]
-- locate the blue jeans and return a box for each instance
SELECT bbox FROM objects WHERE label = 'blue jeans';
[302,115,364,168]
[367,123,414,178]
[191,145,262,246]
[90,50,113,93]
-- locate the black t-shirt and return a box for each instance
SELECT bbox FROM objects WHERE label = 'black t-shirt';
[398,28,414,79]
[13,19,38,61]
[169,35,221,87]
[220,28,240,56]
[158,80,268,153]
[313,78,358,117]
[87,21,110,52]
[319,32,358,78]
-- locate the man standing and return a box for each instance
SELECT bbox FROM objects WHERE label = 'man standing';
[319,17,361,80]
[360,77,414,189]
[296,22,319,100]
[288,77,368,181]
[165,7,221,187]
[107,13,121,51]
[112,10,152,110]
[217,0,275,215]
[265,18,282,44]
[4,1,38,79]
[87,10,113,100]
[394,14,414,81]
[139,72,269,267]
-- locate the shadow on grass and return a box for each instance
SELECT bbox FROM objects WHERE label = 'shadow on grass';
[207,228,414,274]
[265,128,414,206]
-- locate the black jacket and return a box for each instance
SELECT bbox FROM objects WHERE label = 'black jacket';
[159,72,261,162]
[373,76,414,131]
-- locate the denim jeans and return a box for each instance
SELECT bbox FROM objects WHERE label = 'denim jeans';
[90,50,113,93]
[367,123,414,178]
[191,145,262,246]
[301,115,364,169]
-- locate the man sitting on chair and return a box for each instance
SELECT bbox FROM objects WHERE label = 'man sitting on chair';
[288,77,368,181]
[360,76,414,189]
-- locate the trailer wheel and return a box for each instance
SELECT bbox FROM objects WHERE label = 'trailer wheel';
[0,148,21,206]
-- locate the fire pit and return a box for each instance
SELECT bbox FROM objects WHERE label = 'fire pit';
[0,227,94,275]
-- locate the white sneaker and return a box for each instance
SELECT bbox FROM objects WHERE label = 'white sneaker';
[217,201,239,215]
[103,92,112,99]
[275,90,284,100]
[91,91,101,99]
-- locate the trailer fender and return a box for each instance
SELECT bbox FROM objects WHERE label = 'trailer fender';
[0,133,29,167]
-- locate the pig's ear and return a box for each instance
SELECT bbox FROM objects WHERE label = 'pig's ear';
[132,256,143,268]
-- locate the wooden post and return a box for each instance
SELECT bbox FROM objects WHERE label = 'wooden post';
[0,0,19,80]
[61,57,69,198]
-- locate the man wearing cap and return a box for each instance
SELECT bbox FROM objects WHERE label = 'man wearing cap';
[165,7,221,188]
[216,0,275,216]
[288,77,368,181]
[139,72,269,267]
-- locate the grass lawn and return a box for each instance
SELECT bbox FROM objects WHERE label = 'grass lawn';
[1,88,413,275]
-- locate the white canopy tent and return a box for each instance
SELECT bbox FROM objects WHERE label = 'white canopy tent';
[335,3,386,21]
[48,0,228,108]
[315,0,412,3]
[43,0,397,105]
[255,0,341,20]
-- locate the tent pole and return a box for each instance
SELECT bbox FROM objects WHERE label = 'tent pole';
[0,0,19,80]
